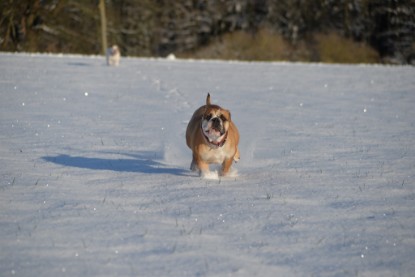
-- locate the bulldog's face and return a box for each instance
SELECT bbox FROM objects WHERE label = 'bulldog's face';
[201,106,231,142]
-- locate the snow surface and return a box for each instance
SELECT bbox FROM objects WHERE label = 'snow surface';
[1,53,415,276]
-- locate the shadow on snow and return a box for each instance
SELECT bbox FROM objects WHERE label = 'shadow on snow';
[42,151,187,176]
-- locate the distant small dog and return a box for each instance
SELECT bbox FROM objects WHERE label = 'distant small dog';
[106,45,120,66]
[186,93,240,177]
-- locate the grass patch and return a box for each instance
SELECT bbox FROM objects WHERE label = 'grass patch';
[179,28,299,62]
[314,32,380,64]
[178,28,380,64]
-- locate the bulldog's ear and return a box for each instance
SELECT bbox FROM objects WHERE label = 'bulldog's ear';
[206,93,211,106]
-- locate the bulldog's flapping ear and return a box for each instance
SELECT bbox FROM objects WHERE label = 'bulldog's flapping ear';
[206,93,211,106]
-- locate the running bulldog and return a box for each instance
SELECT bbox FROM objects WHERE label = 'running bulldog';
[186,93,240,177]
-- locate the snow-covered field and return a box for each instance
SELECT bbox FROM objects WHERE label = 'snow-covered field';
[1,52,414,276]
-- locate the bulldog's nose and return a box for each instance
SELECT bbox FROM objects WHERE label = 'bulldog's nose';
[211,117,221,128]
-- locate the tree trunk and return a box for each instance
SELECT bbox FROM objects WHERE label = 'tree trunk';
[99,0,107,55]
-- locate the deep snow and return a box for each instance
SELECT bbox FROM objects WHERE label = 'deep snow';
[1,53,414,276]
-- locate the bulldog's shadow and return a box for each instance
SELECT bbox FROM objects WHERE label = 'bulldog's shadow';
[42,151,187,176]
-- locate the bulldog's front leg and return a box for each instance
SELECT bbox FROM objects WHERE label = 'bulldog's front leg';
[221,158,233,176]
[190,156,198,172]
[194,156,210,177]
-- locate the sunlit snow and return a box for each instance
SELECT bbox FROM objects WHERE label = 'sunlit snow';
[1,53,414,276]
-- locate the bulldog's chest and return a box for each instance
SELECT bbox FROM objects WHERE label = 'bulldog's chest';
[201,147,229,164]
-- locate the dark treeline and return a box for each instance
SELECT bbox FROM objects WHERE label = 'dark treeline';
[1,0,414,64]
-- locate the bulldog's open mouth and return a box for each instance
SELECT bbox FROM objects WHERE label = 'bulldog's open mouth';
[206,128,221,137]
[203,127,225,142]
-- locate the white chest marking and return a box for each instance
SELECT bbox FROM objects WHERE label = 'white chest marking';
[201,147,229,164]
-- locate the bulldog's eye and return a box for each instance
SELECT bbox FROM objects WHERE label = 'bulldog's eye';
[205,114,212,121]
[219,115,227,121]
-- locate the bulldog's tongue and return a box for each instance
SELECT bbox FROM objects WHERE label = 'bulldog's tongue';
[209,129,221,137]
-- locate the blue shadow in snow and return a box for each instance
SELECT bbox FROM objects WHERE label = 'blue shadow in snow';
[42,152,187,176]
[67,62,92,67]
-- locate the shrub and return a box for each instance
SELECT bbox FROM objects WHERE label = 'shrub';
[179,28,295,61]
[313,32,380,64]
[179,28,380,64]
